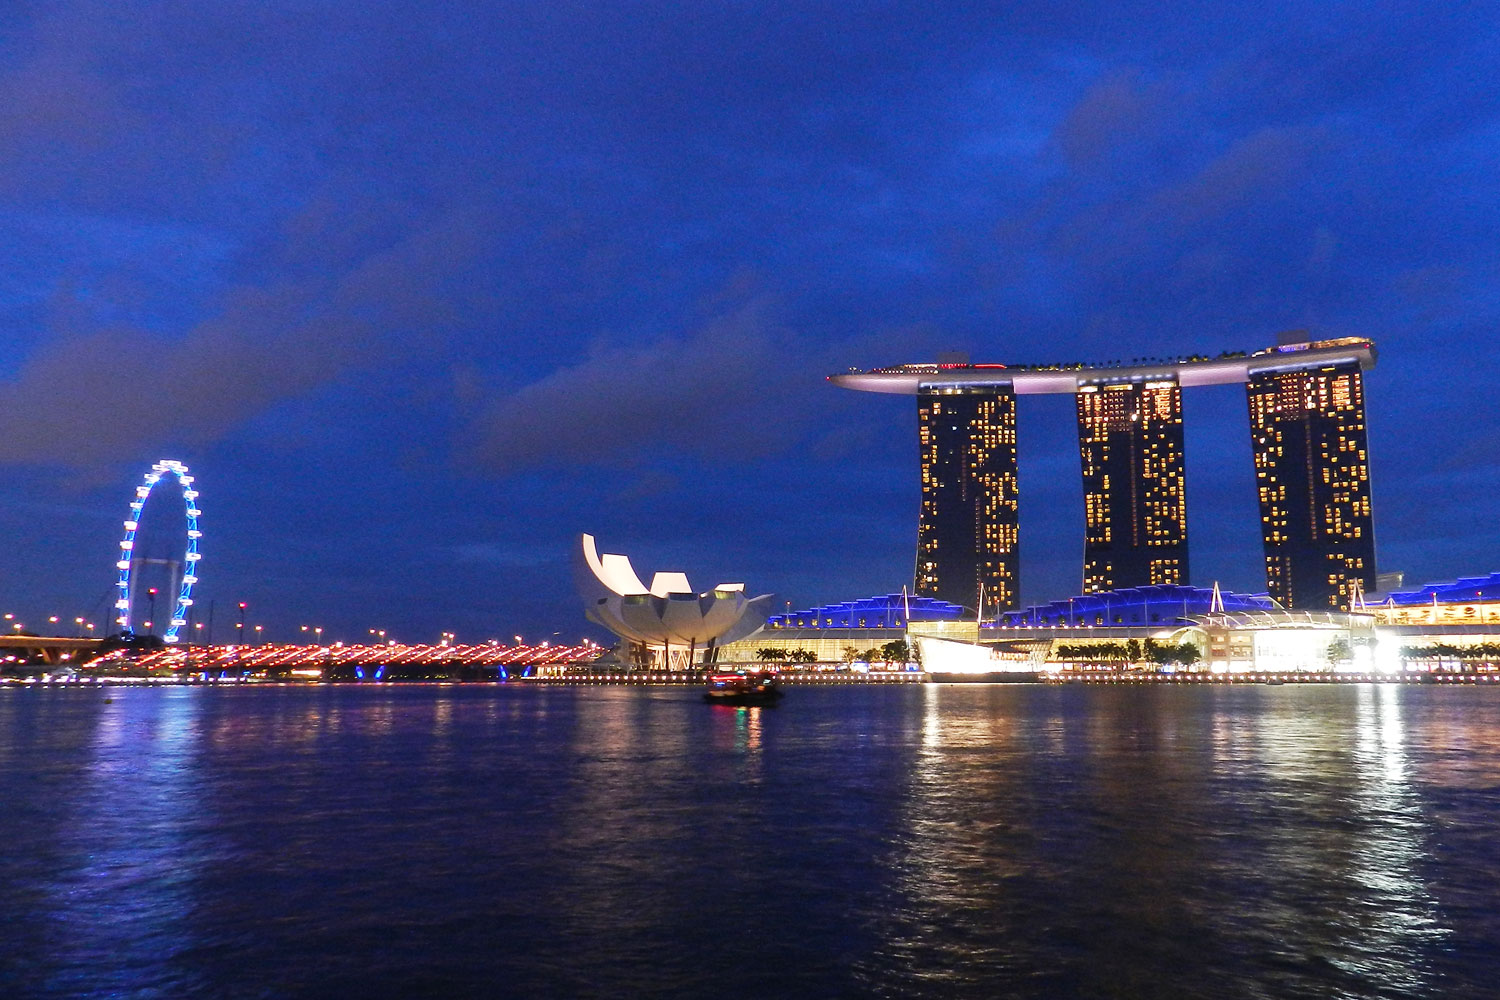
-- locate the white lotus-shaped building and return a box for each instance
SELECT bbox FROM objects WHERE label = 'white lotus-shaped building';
[576,534,774,655]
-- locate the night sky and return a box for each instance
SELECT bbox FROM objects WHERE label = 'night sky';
[0,3,1495,645]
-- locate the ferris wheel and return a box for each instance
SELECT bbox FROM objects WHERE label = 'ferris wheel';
[114,459,202,643]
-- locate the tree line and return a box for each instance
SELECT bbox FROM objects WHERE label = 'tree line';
[1052,638,1201,666]
[1401,642,1500,660]
[756,639,915,665]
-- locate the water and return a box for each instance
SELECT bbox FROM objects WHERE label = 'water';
[2,684,1498,999]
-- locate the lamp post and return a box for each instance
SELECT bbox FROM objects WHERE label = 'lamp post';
[237,602,247,645]
[147,588,158,637]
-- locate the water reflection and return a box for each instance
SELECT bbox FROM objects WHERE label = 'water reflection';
[862,686,1462,999]
[46,688,209,997]
[1,685,1497,999]
[1342,686,1445,992]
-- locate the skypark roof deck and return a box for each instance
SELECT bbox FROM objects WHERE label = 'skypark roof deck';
[828,336,1375,395]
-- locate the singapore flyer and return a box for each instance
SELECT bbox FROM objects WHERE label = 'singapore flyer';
[114,459,202,644]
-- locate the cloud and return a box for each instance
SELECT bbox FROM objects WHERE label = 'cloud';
[0,6,126,153]
[0,204,490,471]
[1147,125,1328,231]
[1053,70,1162,167]
[464,299,805,472]
[461,295,953,476]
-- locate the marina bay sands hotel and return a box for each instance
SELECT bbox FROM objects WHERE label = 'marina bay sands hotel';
[829,334,1377,615]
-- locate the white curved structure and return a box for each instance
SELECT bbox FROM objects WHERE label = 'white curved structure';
[576,534,773,654]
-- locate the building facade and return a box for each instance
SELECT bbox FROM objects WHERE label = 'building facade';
[916,387,1019,614]
[830,335,1378,612]
[1246,360,1376,609]
[1076,378,1188,592]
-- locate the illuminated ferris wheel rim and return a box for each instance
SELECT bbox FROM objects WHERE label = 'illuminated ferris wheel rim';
[115,459,201,644]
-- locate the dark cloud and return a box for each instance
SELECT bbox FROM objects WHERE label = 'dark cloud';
[0,203,490,470]
[1054,70,1164,167]
[465,299,803,472]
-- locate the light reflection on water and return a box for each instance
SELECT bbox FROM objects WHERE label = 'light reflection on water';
[24,689,210,998]
[1,683,1498,999]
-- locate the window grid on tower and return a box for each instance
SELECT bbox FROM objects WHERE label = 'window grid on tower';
[917,386,1020,615]
[1074,378,1188,593]
[1245,361,1376,610]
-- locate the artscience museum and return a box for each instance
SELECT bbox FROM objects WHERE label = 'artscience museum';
[575,534,774,669]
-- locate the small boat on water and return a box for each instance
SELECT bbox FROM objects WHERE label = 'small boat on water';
[704,670,784,706]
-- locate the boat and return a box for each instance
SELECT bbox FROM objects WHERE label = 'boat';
[704,670,784,706]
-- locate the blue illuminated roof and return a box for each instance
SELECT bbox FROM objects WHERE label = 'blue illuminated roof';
[767,593,965,629]
[993,585,1279,628]
[1387,573,1500,605]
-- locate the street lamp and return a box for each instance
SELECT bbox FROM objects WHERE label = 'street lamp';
[254,624,264,644]
[147,588,158,637]
[75,616,84,638]
[237,602,247,645]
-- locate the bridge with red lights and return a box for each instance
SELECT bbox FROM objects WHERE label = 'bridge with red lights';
[66,641,601,677]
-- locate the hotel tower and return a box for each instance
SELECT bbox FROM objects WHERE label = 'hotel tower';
[1246,359,1376,609]
[917,387,1019,615]
[1075,378,1188,593]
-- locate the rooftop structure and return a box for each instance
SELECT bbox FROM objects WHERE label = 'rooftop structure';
[1388,573,1500,604]
[827,337,1375,395]
[1371,572,1500,627]
[766,593,965,629]
[993,584,1279,628]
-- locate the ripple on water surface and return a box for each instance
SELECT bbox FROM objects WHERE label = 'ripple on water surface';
[1,683,1497,999]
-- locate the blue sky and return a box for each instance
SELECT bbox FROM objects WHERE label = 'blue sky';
[0,2,1496,643]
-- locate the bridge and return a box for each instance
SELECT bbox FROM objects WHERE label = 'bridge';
[0,635,104,665]
[0,638,601,676]
[112,641,600,677]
